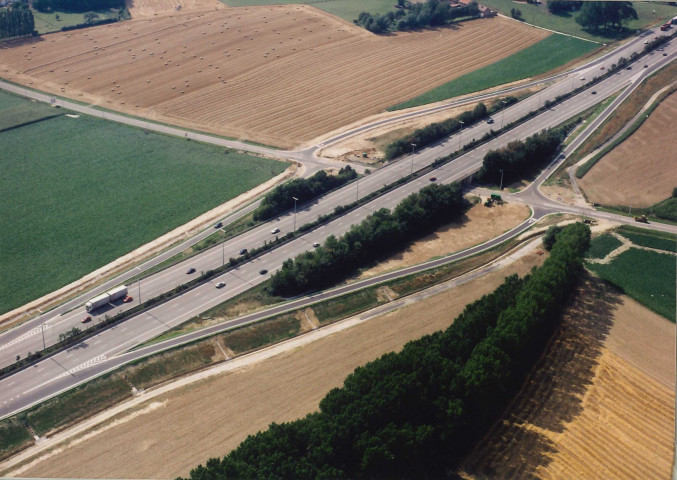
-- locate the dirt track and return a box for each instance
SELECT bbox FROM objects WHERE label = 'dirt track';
[579,91,677,207]
[10,246,548,479]
[0,9,547,148]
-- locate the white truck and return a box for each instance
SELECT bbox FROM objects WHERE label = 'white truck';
[85,285,128,312]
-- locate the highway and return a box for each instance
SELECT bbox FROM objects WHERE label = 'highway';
[0,30,675,419]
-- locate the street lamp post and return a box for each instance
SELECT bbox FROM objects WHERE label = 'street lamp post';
[356,178,359,202]
[222,240,225,267]
[501,101,507,129]
[458,120,464,151]
[293,196,298,232]
[410,143,417,175]
[500,169,504,191]
[136,266,142,304]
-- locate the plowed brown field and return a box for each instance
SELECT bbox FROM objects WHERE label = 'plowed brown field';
[461,274,675,480]
[0,9,547,147]
[579,91,677,208]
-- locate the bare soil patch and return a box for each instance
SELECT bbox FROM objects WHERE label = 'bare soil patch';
[461,274,675,480]
[11,247,546,479]
[0,12,547,148]
[579,92,677,208]
[360,201,530,278]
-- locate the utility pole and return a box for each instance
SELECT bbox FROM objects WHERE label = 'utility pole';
[501,101,507,129]
[458,120,464,151]
[136,266,142,304]
[356,178,359,202]
[222,240,225,266]
[500,169,504,191]
[293,196,298,232]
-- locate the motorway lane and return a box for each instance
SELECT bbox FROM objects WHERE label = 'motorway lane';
[1,36,675,367]
[3,43,677,417]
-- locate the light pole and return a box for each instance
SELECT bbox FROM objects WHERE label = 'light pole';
[500,100,507,129]
[410,143,417,175]
[356,178,359,202]
[135,266,142,304]
[538,89,542,109]
[222,239,225,266]
[628,194,633,215]
[499,169,504,191]
[38,310,46,351]
[458,120,464,151]
[292,196,298,232]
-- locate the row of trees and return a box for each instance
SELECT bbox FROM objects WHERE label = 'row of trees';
[355,0,479,34]
[575,1,637,31]
[269,183,469,296]
[181,222,591,480]
[0,8,34,40]
[253,167,357,222]
[386,97,517,160]
[546,0,582,15]
[476,127,568,185]
[34,0,124,13]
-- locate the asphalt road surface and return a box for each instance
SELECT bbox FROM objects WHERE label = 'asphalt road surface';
[0,31,675,419]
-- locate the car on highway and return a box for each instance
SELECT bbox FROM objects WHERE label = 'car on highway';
[271,228,280,234]
[81,316,91,323]
[626,66,632,70]
[186,267,196,274]
[644,64,648,68]
[215,282,226,288]
[259,269,268,275]
[239,248,248,255]
[214,222,223,228]
[312,242,320,248]
[123,295,133,303]
[429,176,437,182]
[591,91,597,95]
[664,53,668,56]
[486,118,494,124]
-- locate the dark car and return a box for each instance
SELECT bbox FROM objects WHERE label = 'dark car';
[239,248,248,255]
[591,90,597,95]
[626,66,632,70]
[259,269,268,275]
[664,53,668,56]
[429,176,437,182]
[644,64,648,68]
[486,118,494,124]
[214,222,223,228]
[186,267,196,274]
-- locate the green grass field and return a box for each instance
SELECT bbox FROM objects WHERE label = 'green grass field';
[586,233,623,259]
[0,93,60,131]
[478,0,676,42]
[587,248,675,322]
[389,34,598,111]
[32,9,123,34]
[222,0,394,22]
[617,226,676,253]
[0,97,286,315]
[652,197,677,222]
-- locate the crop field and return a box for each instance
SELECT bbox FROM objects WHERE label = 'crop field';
[0,8,548,148]
[586,233,623,259]
[478,0,676,42]
[462,275,675,479]
[579,91,677,208]
[587,248,675,322]
[0,109,285,315]
[390,34,597,110]
[0,91,60,131]
[617,226,676,253]
[223,0,395,22]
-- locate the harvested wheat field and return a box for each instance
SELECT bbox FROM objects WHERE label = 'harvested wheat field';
[360,201,530,277]
[10,246,548,479]
[579,91,677,208]
[0,9,547,148]
[461,273,675,480]
[126,0,225,19]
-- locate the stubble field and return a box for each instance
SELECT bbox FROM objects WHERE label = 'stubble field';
[579,91,677,208]
[0,7,548,147]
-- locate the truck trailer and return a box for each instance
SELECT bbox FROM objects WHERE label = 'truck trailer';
[85,285,128,312]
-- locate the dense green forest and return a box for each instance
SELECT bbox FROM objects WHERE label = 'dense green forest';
[181,222,591,479]
[269,182,469,296]
[476,127,568,185]
[33,0,124,13]
[0,8,34,39]
[254,167,357,222]
[355,0,480,33]
[385,97,517,160]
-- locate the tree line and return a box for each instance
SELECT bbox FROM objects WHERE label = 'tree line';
[34,0,124,13]
[476,127,568,185]
[180,222,591,480]
[253,167,357,222]
[545,0,637,32]
[0,8,34,40]
[269,182,469,296]
[355,0,479,34]
[386,97,517,160]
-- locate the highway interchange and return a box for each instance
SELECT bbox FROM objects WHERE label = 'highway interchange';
[0,29,676,420]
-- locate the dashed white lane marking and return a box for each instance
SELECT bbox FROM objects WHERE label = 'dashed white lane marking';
[0,325,51,351]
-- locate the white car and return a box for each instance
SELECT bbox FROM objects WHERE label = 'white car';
[215,282,226,288]
[271,228,280,234]
[312,242,320,248]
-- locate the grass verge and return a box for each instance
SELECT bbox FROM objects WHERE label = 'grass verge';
[32,8,125,34]
[389,35,598,111]
[221,0,394,22]
[0,97,286,315]
[587,248,675,322]
[586,233,623,259]
[617,226,676,253]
